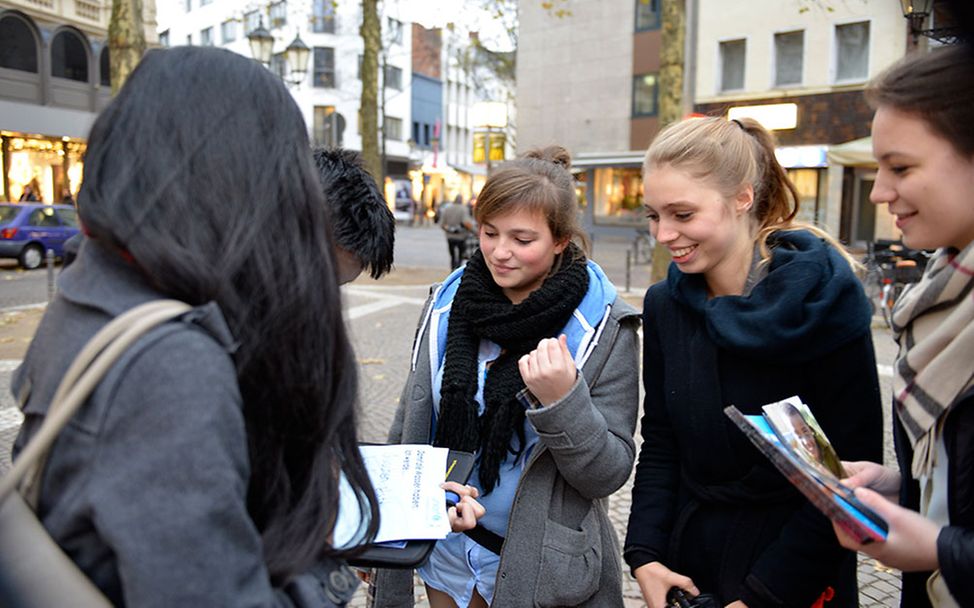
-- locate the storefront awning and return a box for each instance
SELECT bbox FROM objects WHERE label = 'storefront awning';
[827,137,875,167]
[572,151,645,169]
[448,163,487,176]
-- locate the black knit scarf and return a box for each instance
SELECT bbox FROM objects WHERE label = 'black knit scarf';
[433,244,589,493]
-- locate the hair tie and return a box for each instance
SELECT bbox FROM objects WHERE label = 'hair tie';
[731,118,746,130]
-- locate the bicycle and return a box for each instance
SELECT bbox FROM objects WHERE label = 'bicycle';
[632,228,655,266]
[860,240,930,328]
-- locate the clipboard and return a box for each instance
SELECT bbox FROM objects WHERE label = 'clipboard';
[347,448,475,569]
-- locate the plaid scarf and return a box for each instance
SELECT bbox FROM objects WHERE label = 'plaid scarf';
[891,242,974,478]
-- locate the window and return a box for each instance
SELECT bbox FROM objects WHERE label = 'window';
[313,47,335,88]
[632,74,658,117]
[200,27,213,46]
[314,105,342,147]
[244,10,260,35]
[387,18,403,44]
[412,121,420,146]
[271,52,287,80]
[423,124,431,147]
[835,21,869,82]
[27,208,60,228]
[384,65,402,90]
[99,47,110,86]
[200,0,212,5]
[635,0,660,31]
[159,29,170,47]
[719,39,746,92]
[0,15,39,73]
[221,20,237,43]
[51,30,89,82]
[774,30,803,86]
[384,116,403,141]
[312,0,336,33]
[56,207,79,228]
[269,1,287,28]
[593,168,645,226]
[185,0,191,11]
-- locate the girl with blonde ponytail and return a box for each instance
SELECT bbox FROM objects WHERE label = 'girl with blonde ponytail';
[624,116,883,608]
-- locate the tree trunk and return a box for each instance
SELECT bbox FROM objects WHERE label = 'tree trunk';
[109,0,146,95]
[359,0,381,180]
[650,0,686,282]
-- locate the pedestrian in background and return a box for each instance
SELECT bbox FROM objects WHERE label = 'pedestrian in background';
[312,147,396,284]
[439,193,474,270]
[10,46,378,606]
[834,44,974,608]
[371,146,640,608]
[624,116,883,608]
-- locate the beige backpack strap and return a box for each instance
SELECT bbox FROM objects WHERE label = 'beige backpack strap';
[0,300,192,505]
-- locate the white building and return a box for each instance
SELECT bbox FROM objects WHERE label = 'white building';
[157,0,413,180]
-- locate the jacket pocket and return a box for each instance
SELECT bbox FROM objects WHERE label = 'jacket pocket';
[533,504,603,607]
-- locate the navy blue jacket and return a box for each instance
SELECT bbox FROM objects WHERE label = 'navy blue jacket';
[625,231,884,608]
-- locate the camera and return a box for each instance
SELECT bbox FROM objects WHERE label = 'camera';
[666,588,720,608]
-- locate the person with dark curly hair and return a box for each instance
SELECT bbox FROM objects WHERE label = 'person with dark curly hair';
[312,147,395,284]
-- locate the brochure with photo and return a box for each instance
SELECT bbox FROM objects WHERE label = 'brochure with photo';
[725,397,888,544]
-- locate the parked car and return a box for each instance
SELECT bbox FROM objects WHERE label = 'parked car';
[0,203,81,269]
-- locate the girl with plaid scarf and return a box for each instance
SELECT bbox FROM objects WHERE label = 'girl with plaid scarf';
[834,45,974,608]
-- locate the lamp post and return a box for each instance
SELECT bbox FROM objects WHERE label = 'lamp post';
[899,0,961,45]
[247,17,311,87]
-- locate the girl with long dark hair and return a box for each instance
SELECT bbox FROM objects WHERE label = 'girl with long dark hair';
[11,46,378,605]
[835,44,974,608]
[371,146,640,607]
[624,116,883,608]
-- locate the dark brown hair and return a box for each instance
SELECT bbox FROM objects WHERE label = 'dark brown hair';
[475,145,589,253]
[865,44,974,157]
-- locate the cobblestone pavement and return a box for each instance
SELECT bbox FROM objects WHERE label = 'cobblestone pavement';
[0,229,903,607]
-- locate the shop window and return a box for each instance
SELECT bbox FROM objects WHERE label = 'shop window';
[774,30,803,87]
[593,167,645,226]
[632,73,658,117]
[313,47,335,88]
[787,168,824,225]
[51,30,89,82]
[835,21,869,82]
[635,0,660,31]
[719,39,745,92]
[0,15,39,73]
[99,47,110,87]
[313,0,336,33]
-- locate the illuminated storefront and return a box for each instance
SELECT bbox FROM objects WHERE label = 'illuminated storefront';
[1,132,85,203]
[573,152,647,238]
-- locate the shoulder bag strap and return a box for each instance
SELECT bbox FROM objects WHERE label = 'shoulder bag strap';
[0,299,192,505]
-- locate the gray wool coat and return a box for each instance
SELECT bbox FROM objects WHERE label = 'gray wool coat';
[371,289,641,608]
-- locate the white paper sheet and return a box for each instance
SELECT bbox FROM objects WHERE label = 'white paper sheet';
[333,444,451,548]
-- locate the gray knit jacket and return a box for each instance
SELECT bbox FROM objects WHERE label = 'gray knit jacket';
[370,289,640,608]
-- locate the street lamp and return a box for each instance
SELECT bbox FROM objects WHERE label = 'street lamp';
[899,0,961,44]
[247,18,311,87]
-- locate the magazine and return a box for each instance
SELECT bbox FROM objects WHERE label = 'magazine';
[725,396,888,544]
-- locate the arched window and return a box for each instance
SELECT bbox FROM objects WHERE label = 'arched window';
[99,46,110,86]
[0,14,39,73]
[51,30,89,82]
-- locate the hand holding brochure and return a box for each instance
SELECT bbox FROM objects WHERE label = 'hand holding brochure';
[724,396,888,544]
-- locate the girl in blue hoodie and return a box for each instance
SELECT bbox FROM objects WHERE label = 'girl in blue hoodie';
[624,116,883,608]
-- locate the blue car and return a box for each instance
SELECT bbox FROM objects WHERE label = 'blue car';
[0,203,81,269]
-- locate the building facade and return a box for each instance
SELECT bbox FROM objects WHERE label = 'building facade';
[691,0,907,246]
[0,0,157,203]
[157,0,413,193]
[516,0,663,237]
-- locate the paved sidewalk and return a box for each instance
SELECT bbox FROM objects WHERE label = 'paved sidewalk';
[0,251,901,606]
